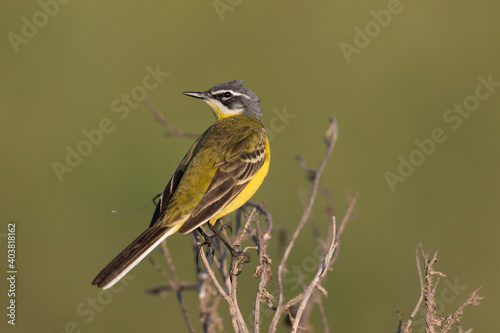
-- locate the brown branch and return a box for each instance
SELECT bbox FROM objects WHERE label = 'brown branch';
[270,116,338,332]
[198,242,249,333]
[234,208,256,246]
[245,201,273,238]
[148,249,196,333]
[191,233,223,333]
[400,246,425,333]
[148,256,174,286]
[329,193,358,268]
[422,246,446,333]
[212,241,239,333]
[441,287,483,332]
[144,96,199,139]
[291,218,338,333]
[159,241,196,333]
[336,192,358,241]
[399,245,483,333]
[283,293,305,312]
[253,212,273,333]
[145,283,197,295]
[293,192,357,331]
[315,297,330,333]
[298,187,323,250]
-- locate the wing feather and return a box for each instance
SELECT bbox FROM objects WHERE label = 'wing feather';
[149,137,202,227]
[179,127,267,233]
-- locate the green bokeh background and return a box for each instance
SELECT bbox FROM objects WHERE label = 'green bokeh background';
[2,1,499,332]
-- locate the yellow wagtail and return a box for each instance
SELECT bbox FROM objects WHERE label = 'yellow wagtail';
[92,80,270,289]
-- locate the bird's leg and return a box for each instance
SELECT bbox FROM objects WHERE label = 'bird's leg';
[208,221,251,276]
[196,227,216,264]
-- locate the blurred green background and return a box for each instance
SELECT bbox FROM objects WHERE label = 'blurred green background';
[1,1,499,332]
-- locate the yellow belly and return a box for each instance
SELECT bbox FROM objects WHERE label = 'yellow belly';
[210,136,270,223]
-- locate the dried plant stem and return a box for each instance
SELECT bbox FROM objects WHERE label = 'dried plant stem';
[440,287,483,332]
[254,264,270,333]
[191,233,222,333]
[401,246,425,333]
[234,208,256,245]
[269,117,338,332]
[291,218,338,332]
[421,246,445,333]
[144,96,199,139]
[329,193,358,267]
[160,241,196,333]
[148,247,196,333]
[245,201,273,237]
[198,245,249,333]
[399,244,483,333]
[253,213,272,333]
[315,298,330,333]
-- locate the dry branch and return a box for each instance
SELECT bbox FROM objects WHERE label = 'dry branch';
[269,116,338,332]
[144,96,199,139]
[141,104,483,333]
[398,244,483,333]
[147,246,196,333]
[291,217,339,332]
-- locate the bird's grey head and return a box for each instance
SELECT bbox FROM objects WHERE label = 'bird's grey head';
[183,80,263,121]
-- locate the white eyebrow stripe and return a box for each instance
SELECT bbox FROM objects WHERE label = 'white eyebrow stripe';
[210,90,251,99]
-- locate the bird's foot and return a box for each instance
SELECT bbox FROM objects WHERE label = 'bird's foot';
[230,251,251,276]
[196,227,216,264]
[208,222,251,276]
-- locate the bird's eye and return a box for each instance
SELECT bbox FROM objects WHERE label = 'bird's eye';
[223,92,232,98]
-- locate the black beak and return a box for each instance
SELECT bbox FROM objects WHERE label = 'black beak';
[182,91,206,99]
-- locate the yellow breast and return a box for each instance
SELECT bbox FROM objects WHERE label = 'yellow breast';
[210,136,270,223]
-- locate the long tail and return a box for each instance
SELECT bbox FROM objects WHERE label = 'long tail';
[92,224,182,289]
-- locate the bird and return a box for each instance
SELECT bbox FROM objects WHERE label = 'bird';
[92,80,270,290]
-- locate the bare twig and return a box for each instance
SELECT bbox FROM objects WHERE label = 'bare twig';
[296,155,317,180]
[144,96,199,139]
[298,188,323,250]
[156,241,196,333]
[336,192,358,240]
[148,256,174,287]
[270,117,338,332]
[245,201,273,237]
[315,298,330,333]
[146,283,197,295]
[400,246,425,333]
[422,246,446,333]
[234,208,256,246]
[198,244,249,333]
[291,218,338,332]
[329,193,358,268]
[191,233,223,333]
[147,255,196,333]
[399,245,483,333]
[212,238,239,332]
[441,287,483,332]
[253,213,273,333]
